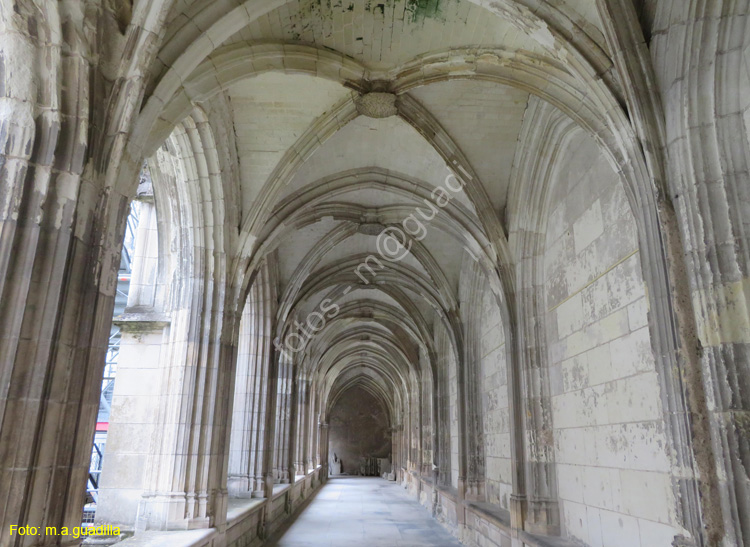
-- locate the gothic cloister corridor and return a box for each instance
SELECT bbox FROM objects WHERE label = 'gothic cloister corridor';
[268,477,463,547]
[1,1,749,547]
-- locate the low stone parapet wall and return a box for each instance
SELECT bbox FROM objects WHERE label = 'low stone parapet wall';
[100,467,325,547]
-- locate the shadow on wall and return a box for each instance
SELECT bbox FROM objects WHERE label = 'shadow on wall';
[328,386,391,476]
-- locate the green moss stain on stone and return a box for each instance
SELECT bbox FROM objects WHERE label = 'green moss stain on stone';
[405,0,443,23]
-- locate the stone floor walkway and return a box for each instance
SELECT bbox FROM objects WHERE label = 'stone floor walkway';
[268,477,463,546]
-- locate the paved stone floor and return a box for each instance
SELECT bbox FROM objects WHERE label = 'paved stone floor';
[268,477,463,546]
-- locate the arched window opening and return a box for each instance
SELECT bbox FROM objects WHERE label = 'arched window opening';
[83,164,155,526]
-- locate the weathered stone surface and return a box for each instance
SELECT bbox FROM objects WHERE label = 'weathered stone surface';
[0,2,747,547]
[328,387,391,476]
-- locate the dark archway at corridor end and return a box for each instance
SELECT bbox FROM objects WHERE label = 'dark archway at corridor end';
[328,386,392,477]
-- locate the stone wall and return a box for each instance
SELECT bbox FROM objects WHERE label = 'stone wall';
[544,132,682,546]
[328,387,391,475]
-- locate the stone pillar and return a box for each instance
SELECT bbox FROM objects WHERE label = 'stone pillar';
[461,274,486,503]
[507,334,528,541]
[391,425,403,482]
[96,316,169,528]
[436,348,451,489]
[311,392,322,470]
[262,348,282,499]
[307,390,317,471]
[319,422,330,481]
[294,379,311,477]
[227,304,257,498]
[228,267,273,499]
[311,410,320,469]
[133,306,238,532]
[273,358,293,484]
[250,310,272,498]
[450,315,469,526]
[286,368,300,481]
[0,5,115,544]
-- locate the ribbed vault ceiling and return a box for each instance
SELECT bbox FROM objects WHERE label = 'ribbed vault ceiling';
[145,0,617,416]
[222,0,548,68]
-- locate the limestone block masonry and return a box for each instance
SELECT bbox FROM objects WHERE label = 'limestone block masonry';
[0,2,747,547]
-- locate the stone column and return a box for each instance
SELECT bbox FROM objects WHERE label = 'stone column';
[311,411,320,469]
[227,303,257,498]
[133,306,239,532]
[449,314,469,526]
[250,301,272,498]
[294,379,311,477]
[0,5,113,543]
[319,422,330,481]
[311,391,322,470]
[228,266,273,499]
[278,359,294,483]
[391,425,403,482]
[286,368,300,481]
[461,271,486,503]
[262,348,282,499]
[436,348,451,489]
[307,390,317,471]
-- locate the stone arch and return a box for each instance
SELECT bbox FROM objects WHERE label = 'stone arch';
[506,87,700,544]
[95,107,238,531]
